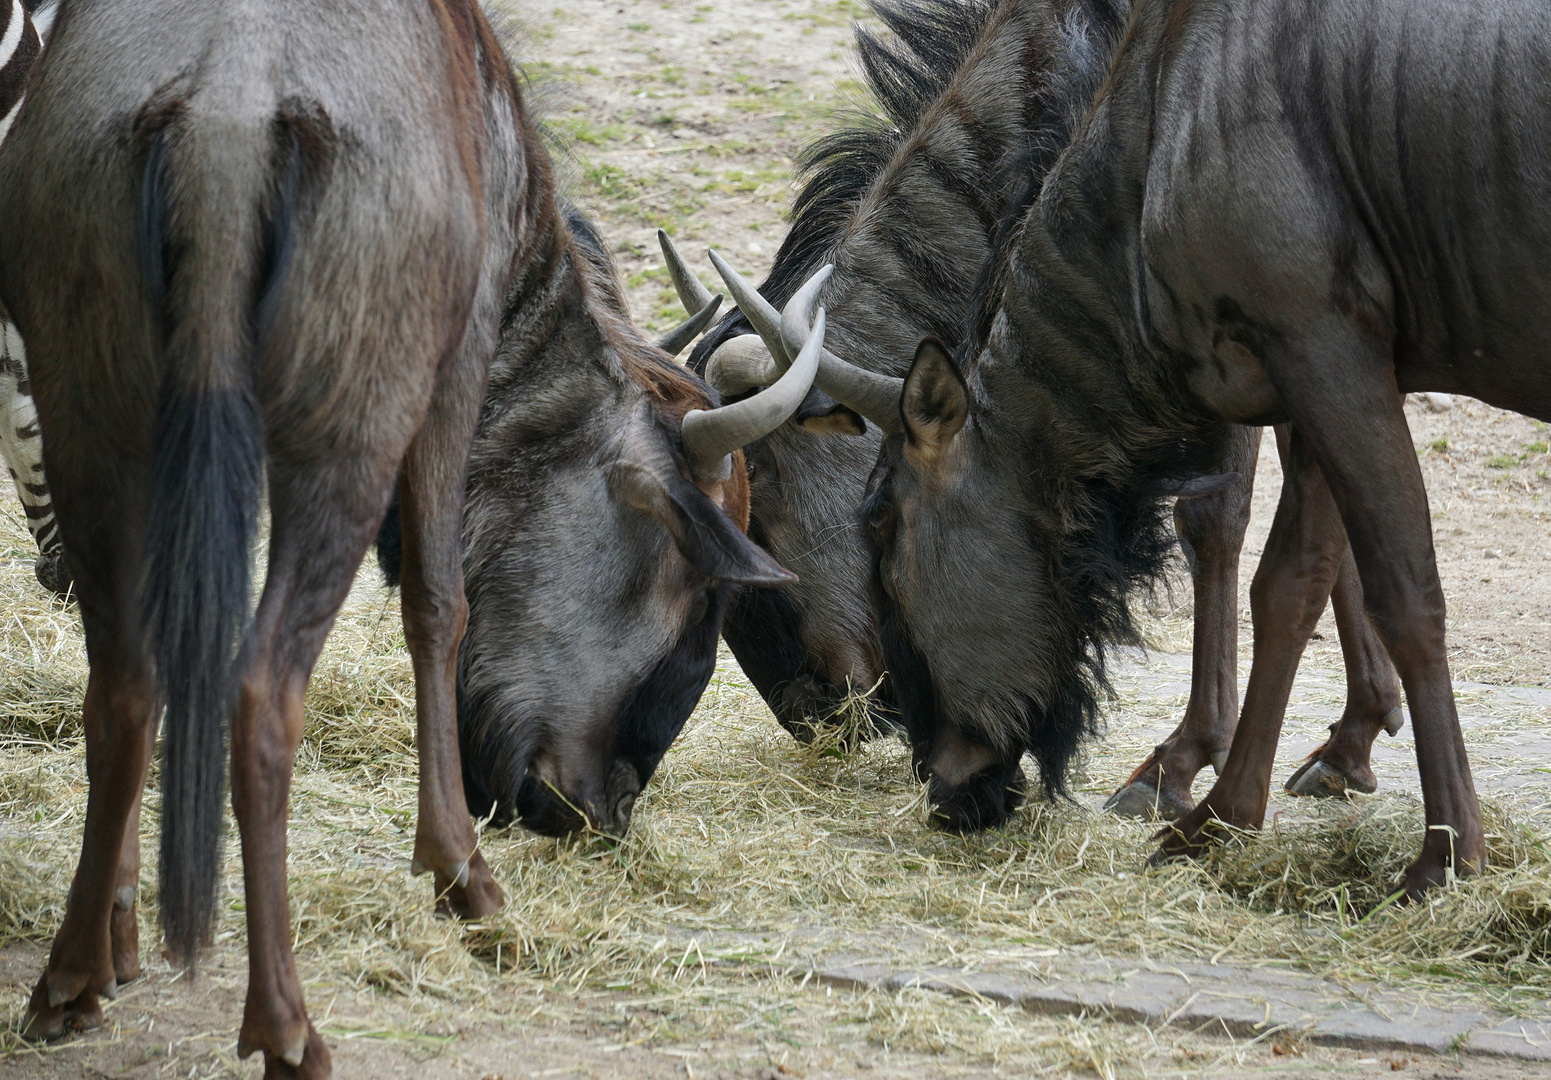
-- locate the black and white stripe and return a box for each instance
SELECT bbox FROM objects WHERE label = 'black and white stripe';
[0,0,68,594]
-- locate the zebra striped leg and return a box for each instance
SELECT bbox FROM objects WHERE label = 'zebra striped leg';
[0,317,70,594]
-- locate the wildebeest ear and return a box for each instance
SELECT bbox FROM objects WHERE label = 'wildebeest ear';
[900,338,968,465]
[794,387,867,437]
[609,458,797,587]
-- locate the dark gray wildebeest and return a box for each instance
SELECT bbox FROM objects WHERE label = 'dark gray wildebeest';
[0,0,820,1075]
[0,0,70,594]
[730,0,1551,896]
[680,0,1403,822]
[374,201,827,839]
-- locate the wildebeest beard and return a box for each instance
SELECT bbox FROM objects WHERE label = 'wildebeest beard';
[459,584,734,834]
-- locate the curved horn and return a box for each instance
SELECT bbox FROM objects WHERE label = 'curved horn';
[707,248,793,369]
[704,334,782,397]
[680,309,828,481]
[777,265,904,433]
[658,229,716,314]
[707,255,907,434]
[655,293,723,358]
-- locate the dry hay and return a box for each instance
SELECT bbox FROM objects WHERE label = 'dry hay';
[1,503,1549,1073]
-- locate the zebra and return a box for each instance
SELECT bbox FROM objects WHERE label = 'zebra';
[0,0,67,595]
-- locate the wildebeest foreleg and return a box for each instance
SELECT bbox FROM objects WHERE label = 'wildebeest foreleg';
[1106,425,1257,819]
[1281,359,1482,896]
[25,635,156,1040]
[399,353,503,920]
[1152,426,1348,859]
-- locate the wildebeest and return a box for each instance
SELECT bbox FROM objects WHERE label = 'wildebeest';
[682,0,1403,822]
[744,0,1551,895]
[0,0,821,1073]
[378,203,828,838]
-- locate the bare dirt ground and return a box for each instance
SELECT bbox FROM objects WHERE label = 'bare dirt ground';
[1,2,1549,1079]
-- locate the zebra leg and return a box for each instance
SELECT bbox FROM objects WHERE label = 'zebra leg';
[0,319,70,594]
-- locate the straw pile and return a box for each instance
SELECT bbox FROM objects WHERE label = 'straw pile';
[1,504,1548,1072]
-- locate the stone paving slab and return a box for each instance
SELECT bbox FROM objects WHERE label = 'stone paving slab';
[812,955,1549,1060]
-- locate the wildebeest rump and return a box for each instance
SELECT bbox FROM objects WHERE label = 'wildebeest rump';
[0,0,528,1071]
[774,0,1551,893]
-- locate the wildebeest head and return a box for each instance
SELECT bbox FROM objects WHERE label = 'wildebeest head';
[683,0,1131,826]
[673,0,1101,740]
[381,209,831,837]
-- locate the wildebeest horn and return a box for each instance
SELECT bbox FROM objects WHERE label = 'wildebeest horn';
[706,248,793,369]
[680,308,828,481]
[658,229,717,314]
[708,251,905,434]
[655,293,723,357]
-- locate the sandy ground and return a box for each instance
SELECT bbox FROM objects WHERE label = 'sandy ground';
[1,1,1549,1079]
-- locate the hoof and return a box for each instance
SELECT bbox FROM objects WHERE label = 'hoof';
[1284,758,1376,798]
[1149,804,1247,865]
[22,969,108,1042]
[34,550,71,597]
[433,849,504,920]
[110,903,141,985]
[1103,780,1193,821]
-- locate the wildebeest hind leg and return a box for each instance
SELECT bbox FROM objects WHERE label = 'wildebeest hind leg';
[398,350,503,920]
[1284,542,1404,798]
[25,550,156,1040]
[231,483,387,1079]
[1107,426,1257,820]
[1153,426,1346,861]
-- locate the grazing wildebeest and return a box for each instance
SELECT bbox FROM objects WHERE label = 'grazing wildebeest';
[681,0,1402,817]
[376,197,828,838]
[739,0,1551,895]
[2,3,821,1069]
[0,0,69,594]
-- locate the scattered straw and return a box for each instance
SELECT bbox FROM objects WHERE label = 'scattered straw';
[0,502,1548,1073]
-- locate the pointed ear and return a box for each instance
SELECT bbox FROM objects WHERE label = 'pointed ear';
[900,338,968,467]
[609,457,797,587]
[794,387,867,437]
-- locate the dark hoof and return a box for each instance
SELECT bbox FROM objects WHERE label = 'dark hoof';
[1149,804,1246,866]
[434,849,504,920]
[22,969,109,1042]
[1103,780,1194,821]
[34,550,71,597]
[1284,757,1377,798]
[928,764,1026,833]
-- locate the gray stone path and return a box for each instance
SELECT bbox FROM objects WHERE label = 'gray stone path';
[813,955,1551,1061]
[797,650,1551,1062]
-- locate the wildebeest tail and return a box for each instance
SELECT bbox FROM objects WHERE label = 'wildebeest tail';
[138,118,300,964]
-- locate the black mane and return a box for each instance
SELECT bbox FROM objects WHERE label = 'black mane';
[690,0,1005,373]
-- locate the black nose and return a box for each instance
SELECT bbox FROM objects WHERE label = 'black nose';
[928,762,1027,833]
[513,760,643,838]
